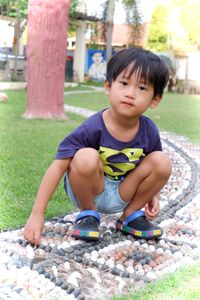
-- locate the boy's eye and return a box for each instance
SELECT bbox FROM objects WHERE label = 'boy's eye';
[138,85,147,91]
[120,81,128,86]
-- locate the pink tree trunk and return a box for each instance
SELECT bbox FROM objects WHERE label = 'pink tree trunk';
[24,0,70,119]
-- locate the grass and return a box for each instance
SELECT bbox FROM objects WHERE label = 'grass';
[64,91,200,145]
[113,262,200,300]
[0,90,86,229]
[1,89,200,229]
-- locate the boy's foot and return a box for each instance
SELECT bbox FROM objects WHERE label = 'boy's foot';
[72,210,101,241]
[116,210,163,239]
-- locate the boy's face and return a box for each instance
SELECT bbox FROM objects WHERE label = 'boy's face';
[104,70,161,118]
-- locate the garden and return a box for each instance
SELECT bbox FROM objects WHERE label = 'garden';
[0,86,200,299]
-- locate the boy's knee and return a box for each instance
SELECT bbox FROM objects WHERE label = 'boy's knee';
[70,148,100,175]
[149,151,172,179]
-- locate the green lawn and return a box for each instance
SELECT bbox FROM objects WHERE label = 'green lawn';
[1,89,200,230]
[113,262,200,300]
[64,91,200,145]
[0,90,86,229]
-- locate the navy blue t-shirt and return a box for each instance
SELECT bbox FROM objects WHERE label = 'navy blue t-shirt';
[56,110,162,180]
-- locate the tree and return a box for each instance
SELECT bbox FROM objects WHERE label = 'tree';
[122,0,144,47]
[0,0,27,17]
[101,0,142,60]
[105,0,115,62]
[146,5,168,52]
[23,0,71,119]
[167,0,200,55]
[146,0,200,55]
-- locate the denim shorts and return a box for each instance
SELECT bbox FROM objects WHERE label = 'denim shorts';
[64,174,128,214]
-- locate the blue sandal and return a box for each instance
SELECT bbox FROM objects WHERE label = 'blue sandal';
[116,210,163,239]
[72,210,101,240]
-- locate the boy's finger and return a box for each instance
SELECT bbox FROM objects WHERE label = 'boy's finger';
[33,232,41,246]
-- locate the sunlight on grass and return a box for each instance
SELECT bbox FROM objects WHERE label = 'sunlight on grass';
[1,89,200,230]
[64,91,200,145]
[0,90,81,229]
[112,262,200,300]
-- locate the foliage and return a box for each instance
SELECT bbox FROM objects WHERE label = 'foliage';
[0,0,80,20]
[167,0,200,54]
[0,0,27,19]
[69,0,79,19]
[147,0,200,55]
[99,0,144,49]
[122,0,144,47]
[146,5,168,52]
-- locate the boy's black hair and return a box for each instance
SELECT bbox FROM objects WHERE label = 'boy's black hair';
[106,47,169,97]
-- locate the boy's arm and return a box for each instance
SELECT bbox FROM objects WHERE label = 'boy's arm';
[23,158,71,245]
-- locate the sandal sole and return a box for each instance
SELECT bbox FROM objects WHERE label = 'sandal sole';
[116,222,163,239]
[72,229,101,241]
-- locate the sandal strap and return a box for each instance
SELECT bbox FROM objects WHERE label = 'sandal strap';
[75,210,100,225]
[123,210,145,226]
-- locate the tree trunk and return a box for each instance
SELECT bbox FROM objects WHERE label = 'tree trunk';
[23,0,70,119]
[106,0,115,62]
[13,15,20,81]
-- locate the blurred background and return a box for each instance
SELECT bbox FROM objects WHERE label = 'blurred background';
[0,0,200,94]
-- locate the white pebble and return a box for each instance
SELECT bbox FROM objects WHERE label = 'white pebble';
[87,268,102,283]
[116,263,124,272]
[156,248,164,254]
[91,250,99,257]
[148,245,155,252]
[64,261,71,272]
[106,258,115,268]
[133,241,140,247]
[173,251,183,261]
[146,271,158,280]
[67,273,80,287]
[90,255,97,262]
[127,266,135,274]
[52,265,58,276]
[97,257,105,265]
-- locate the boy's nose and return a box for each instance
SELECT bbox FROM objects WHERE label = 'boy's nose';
[125,86,135,99]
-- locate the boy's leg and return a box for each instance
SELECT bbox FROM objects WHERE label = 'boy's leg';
[118,151,171,220]
[68,147,104,210]
[116,151,171,239]
[68,148,104,240]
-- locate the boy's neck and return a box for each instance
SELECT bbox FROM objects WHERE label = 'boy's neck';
[103,108,140,142]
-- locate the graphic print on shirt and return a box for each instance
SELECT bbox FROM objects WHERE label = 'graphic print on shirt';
[99,146,145,180]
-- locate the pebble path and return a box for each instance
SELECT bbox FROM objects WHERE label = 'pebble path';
[0,105,200,300]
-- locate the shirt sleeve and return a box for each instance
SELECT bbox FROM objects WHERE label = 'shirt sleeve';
[149,122,162,152]
[142,116,162,154]
[152,130,162,151]
[55,114,100,159]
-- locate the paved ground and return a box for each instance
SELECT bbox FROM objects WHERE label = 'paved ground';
[0,82,96,91]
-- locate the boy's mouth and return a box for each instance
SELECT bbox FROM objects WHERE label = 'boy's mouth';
[121,101,134,107]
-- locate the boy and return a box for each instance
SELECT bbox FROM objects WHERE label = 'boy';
[24,48,172,245]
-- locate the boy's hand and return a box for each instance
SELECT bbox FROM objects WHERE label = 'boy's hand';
[23,211,44,246]
[144,195,160,219]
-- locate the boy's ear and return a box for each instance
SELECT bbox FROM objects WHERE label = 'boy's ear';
[104,80,111,96]
[150,95,162,108]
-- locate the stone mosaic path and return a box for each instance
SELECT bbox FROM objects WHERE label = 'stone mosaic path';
[1,126,200,299]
